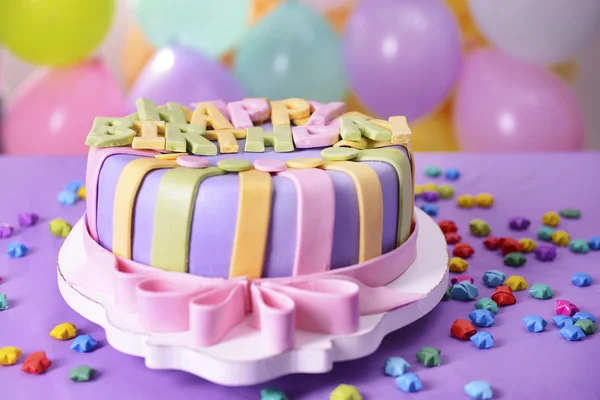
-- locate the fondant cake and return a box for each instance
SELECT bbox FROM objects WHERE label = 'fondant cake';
[74,97,422,355]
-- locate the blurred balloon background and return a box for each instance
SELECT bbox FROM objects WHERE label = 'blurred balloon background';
[1,0,600,154]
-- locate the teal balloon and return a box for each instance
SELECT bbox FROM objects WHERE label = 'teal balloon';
[133,0,250,58]
[234,2,347,103]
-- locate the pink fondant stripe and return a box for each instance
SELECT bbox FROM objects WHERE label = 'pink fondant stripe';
[278,169,335,276]
[86,147,157,241]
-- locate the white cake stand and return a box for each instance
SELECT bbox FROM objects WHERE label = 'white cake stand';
[57,208,448,386]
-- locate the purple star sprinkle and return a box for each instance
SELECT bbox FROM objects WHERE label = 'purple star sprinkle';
[0,224,14,239]
[421,191,440,203]
[509,217,531,231]
[18,213,39,227]
[534,245,557,261]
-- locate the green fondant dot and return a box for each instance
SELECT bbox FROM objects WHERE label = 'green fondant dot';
[504,252,527,267]
[321,147,359,161]
[425,165,442,178]
[559,208,581,219]
[217,158,253,172]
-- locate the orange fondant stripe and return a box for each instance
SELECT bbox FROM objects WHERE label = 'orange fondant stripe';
[112,158,177,259]
[229,169,273,279]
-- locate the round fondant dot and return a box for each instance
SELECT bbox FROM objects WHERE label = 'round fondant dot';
[217,158,253,172]
[176,156,210,168]
[253,159,287,173]
[155,153,187,160]
[285,158,325,169]
[321,147,359,161]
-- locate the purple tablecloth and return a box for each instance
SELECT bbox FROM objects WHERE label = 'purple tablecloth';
[1,153,599,400]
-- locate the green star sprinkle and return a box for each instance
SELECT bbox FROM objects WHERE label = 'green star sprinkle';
[416,346,442,367]
[559,209,581,219]
[569,239,590,254]
[475,298,499,314]
[504,252,527,267]
[69,366,96,382]
[529,283,555,300]
[575,319,597,335]
[470,219,491,237]
[537,226,555,241]
[260,387,289,400]
[437,184,455,199]
[442,287,452,301]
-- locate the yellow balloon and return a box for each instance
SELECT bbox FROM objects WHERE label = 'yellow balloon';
[444,0,487,51]
[122,22,156,89]
[550,59,580,84]
[0,0,115,66]
[410,101,460,152]
[325,2,355,33]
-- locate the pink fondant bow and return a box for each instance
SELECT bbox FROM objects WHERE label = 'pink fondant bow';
[69,219,424,354]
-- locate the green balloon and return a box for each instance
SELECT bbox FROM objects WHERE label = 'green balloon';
[234,1,348,103]
[0,0,115,66]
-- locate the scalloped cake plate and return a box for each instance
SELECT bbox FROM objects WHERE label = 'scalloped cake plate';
[57,208,448,386]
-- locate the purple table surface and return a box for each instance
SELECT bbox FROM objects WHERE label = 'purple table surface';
[1,153,599,400]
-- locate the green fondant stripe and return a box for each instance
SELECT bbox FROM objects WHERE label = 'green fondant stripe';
[151,167,226,272]
[356,148,413,245]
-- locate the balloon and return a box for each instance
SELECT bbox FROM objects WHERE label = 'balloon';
[325,1,355,33]
[468,0,600,63]
[127,46,244,113]
[343,0,462,120]
[122,21,156,89]
[298,0,351,13]
[1,60,125,155]
[411,100,460,152]
[250,0,280,25]
[444,0,487,51]
[133,0,250,59]
[550,60,580,84]
[0,0,115,66]
[453,50,584,152]
[234,2,347,103]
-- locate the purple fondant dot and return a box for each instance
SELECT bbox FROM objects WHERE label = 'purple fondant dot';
[176,156,210,169]
[509,217,531,231]
[534,245,557,261]
[421,191,440,203]
[253,159,287,173]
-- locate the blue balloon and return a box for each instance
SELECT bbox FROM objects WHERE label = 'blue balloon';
[234,2,347,102]
[133,0,250,58]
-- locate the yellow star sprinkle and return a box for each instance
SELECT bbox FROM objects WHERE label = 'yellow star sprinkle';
[0,346,22,366]
[49,322,77,340]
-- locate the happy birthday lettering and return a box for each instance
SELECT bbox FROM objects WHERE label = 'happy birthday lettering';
[85,98,412,154]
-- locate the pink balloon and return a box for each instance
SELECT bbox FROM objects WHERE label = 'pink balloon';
[1,59,125,155]
[454,50,584,151]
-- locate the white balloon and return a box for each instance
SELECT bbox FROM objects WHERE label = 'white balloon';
[468,0,600,63]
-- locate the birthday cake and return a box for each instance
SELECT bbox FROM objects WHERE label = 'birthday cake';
[75,97,421,356]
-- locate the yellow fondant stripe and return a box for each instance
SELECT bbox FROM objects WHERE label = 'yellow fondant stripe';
[229,169,273,279]
[321,161,383,262]
[356,148,413,246]
[151,167,226,272]
[112,158,177,259]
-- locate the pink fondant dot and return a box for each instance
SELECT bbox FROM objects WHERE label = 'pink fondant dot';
[176,156,210,168]
[253,159,287,173]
